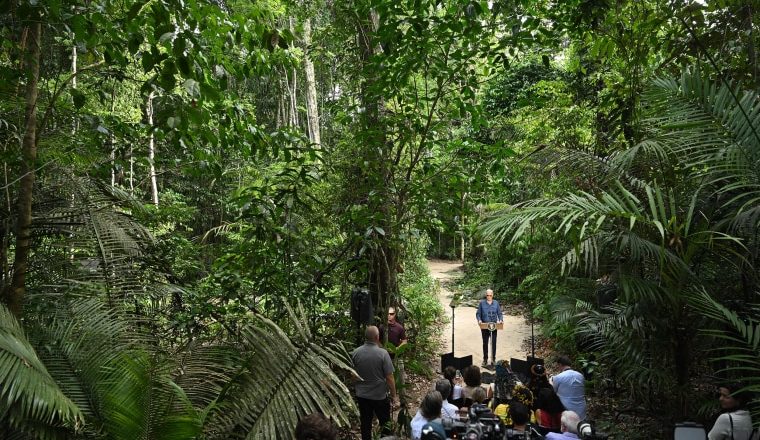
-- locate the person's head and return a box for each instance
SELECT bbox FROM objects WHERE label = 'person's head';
[494,359,511,372]
[435,379,452,401]
[509,401,530,427]
[536,387,564,412]
[471,386,487,404]
[718,382,753,411]
[443,366,457,382]
[494,361,518,401]
[420,391,443,420]
[486,289,494,300]
[295,413,337,440]
[365,325,380,343]
[388,307,397,324]
[556,355,572,368]
[511,384,534,409]
[462,365,482,387]
[560,411,581,434]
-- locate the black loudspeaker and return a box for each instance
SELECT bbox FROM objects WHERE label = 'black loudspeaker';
[440,352,472,373]
[350,287,373,324]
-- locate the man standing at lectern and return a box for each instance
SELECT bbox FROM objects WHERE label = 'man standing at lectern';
[476,289,503,367]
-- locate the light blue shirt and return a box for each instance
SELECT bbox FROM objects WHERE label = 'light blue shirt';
[476,299,503,323]
[552,368,586,420]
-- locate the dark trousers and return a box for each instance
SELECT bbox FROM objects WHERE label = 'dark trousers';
[357,396,391,440]
[481,329,497,361]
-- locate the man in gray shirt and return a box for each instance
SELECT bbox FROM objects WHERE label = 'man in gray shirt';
[352,326,398,440]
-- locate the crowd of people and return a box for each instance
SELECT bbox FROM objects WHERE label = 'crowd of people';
[292,295,756,440]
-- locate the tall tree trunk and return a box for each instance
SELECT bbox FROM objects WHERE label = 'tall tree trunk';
[4,22,41,319]
[460,192,466,262]
[277,78,286,129]
[71,44,79,133]
[289,17,299,128]
[129,145,134,193]
[355,8,398,317]
[109,83,117,186]
[303,17,321,146]
[146,92,159,206]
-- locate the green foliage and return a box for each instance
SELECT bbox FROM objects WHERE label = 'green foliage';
[479,68,760,421]
[399,234,443,376]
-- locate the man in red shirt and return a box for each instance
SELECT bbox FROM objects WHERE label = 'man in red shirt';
[384,306,407,348]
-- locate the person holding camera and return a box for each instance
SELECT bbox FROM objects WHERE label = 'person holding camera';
[707,382,754,440]
[476,289,503,367]
[351,326,398,440]
[545,410,581,439]
[443,366,464,408]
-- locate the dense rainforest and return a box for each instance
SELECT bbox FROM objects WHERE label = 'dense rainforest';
[1,0,759,438]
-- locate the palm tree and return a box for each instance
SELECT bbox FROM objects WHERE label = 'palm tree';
[480,68,760,418]
[0,174,357,439]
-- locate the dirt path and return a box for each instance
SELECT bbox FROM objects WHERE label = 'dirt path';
[429,259,532,369]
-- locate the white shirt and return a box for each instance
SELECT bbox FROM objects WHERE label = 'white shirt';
[708,410,753,440]
[442,400,459,419]
[452,384,463,400]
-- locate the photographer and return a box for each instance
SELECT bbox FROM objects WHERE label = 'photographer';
[545,410,581,440]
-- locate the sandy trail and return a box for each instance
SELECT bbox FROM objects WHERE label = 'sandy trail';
[428,259,531,369]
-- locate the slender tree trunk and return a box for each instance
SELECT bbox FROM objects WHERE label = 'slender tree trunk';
[109,84,117,186]
[355,8,398,317]
[277,77,286,129]
[71,43,79,133]
[146,92,159,206]
[129,145,134,193]
[289,17,299,128]
[4,22,41,319]
[303,18,320,146]
[460,192,466,262]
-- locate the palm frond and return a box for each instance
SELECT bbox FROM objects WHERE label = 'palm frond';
[689,288,760,423]
[211,303,356,440]
[642,69,760,213]
[0,303,83,436]
[31,171,153,303]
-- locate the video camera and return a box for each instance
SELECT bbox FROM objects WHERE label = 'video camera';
[421,404,544,440]
[577,421,609,440]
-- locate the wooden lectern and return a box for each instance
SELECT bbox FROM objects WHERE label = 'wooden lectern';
[478,322,504,330]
